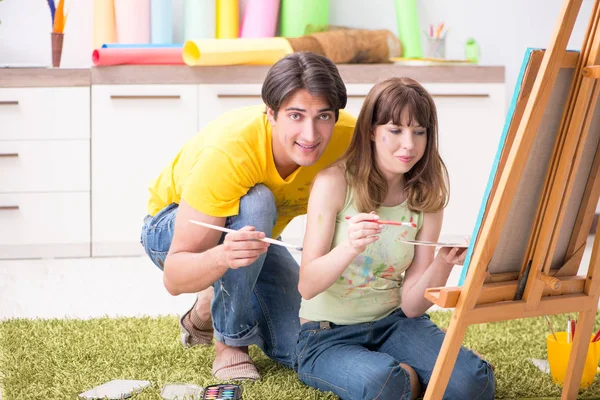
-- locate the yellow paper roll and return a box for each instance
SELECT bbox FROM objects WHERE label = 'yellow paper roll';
[93,0,117,49]
[216,0,239,39]
[183,38,293,66]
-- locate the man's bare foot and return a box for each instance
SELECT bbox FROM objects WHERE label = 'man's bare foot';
[212,342,260,381]
[400,363,422,400]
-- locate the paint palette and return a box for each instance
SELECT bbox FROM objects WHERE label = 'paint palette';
[202,384,242,400]
[401,239,469,248]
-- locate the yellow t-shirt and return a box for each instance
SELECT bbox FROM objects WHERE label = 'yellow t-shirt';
[147,105,356,238]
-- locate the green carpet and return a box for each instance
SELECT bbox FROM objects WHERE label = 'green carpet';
[1,312,600,399]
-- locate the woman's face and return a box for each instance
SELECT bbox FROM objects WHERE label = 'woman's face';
[371,108,427,180]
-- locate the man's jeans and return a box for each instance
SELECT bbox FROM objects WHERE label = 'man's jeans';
[140,185,301,369]
[296,309,495,400]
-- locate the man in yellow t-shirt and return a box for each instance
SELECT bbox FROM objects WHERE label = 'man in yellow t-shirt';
[140,52,356,381]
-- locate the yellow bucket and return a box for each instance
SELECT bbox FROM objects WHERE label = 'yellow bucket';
[546,332,600,388]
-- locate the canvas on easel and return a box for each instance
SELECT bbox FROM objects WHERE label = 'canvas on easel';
[423,0,600,399]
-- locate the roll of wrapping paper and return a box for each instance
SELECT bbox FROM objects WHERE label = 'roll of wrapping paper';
[287,29,400,64]
[184,0,216,40]
[394,0,423,58]
[93,0,117,49]
[217,0,239,38]
[182,38,293,66]
[280,0,329,38]
[150,0,173,44]
[102,44,182,48]
[240,0,279,38]
[114,0,150,43]
[92,47,184,65]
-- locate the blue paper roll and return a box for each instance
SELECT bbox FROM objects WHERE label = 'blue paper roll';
[151,0,173,44]
[101,43,183,48]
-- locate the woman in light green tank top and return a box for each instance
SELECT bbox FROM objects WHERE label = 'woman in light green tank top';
[295,78,496,400]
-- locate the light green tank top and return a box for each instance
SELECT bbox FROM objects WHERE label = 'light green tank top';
[299,185,423,325]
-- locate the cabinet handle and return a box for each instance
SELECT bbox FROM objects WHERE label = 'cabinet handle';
[0,100,19,105]
[110,95,181,100]
[431,93,490,98]
[217,94,261,98]
[0,205,19,210]
[0,153,18,158]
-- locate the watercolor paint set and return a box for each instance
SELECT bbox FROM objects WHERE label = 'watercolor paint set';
[202,384,243,400]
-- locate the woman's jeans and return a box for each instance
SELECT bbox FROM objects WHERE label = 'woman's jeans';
[296,309,495,400]
[140,185,301,369]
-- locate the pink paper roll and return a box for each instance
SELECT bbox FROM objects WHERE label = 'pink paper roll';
[92,48,184,66]
[114,0,150,43]
[240,0,280,38]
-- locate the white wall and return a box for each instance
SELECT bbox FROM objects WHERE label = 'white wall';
[0,0,595,102]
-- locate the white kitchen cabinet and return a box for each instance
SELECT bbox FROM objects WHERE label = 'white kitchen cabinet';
[0,87,90,259]
[0,87,90,141]
[0,193,90,259]
[0,141,89,193]
[91,85,198,256]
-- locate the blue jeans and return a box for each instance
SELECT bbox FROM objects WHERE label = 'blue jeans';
[140,185,301,369]
[296,309,495,400]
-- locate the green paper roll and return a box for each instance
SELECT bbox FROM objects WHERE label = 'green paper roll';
[280,0,329,38]
[184,0,216,40]
[394,0,422,58]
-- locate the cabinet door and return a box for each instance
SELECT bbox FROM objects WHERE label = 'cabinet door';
[0,87,90,140]
[0,141,89,193]
[0,193,90,259]
[91,85,198,256]
[197,84,263,130]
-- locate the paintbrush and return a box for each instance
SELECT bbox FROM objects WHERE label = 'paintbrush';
[344,216,417,228]
[545,315,558,341]
[189,220,303,251]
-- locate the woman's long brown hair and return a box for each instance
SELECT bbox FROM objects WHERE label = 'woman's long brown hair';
[341,77,449,213]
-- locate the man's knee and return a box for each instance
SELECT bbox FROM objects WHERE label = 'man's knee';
[238,184,277,228]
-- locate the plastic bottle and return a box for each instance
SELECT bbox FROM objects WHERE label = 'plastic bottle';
[465,38,480,64]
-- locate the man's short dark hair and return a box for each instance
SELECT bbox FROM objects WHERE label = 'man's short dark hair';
[262,52,347,121]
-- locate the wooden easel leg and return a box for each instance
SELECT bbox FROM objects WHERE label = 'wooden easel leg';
[561,305,598,399]
[423,313,469,400]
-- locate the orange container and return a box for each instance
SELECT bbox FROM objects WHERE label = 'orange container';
[546,332,600,388]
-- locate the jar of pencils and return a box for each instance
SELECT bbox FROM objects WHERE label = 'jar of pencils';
[546,332,600,388]
[426,36,446,59]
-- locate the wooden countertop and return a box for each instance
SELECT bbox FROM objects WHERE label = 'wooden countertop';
[0,64,505,88]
